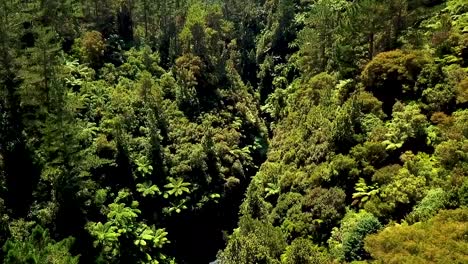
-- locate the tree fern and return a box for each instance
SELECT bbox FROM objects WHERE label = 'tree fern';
[163,177,191,198]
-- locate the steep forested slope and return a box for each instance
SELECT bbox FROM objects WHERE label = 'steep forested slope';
[219,0,468,263]
[0,1,268,263]
[0,0,467,264]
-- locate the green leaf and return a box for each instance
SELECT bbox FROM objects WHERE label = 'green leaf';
[164,178,191,197]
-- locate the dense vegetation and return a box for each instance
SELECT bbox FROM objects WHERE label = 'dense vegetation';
[0,0,467,263]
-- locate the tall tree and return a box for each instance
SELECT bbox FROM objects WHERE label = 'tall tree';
[345,0,408,60]
[38,0,80,41]
[134,0,159,46]
[0,0,37,218]
[19,26,61,117]
[80,0,116,35]
[293,0,350,75]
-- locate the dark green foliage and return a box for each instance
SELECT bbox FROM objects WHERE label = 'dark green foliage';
[3,225,79,264]
[458,178,468,206]
[342,212,381,261]
[406,188,449,223]
[292,0,349,75]
[281,238,332,264]
[361,49,431,113]
[218,216,287,264]
[328,210,381,262]
[303,187,346,240]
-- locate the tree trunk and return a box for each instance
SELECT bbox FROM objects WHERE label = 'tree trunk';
[369,33,374,60]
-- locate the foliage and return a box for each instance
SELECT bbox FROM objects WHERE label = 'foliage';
[361,49,431,113]
[0,0,467,263]
[163,177,191,198]
[87,191,170,263]
[383,102,428,150]
[365,208,468,264]
[281,238,332,264]
[79,31,106,67]
[292,0,350,75]
[342,211,381,262]
[3,225,79,264]
[328,210,381,262]
[218,216,287,264]
[352,178,379,208]
[405,188,449,224]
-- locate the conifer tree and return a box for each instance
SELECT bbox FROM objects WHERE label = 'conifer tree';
[0,0,36,218]
[19,26,61,126]
[134,0,161,47]
[0,0,22,140]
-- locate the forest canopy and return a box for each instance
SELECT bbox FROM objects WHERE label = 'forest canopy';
[0,0,467,263]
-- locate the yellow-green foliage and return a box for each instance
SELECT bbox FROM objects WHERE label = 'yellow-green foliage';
[80,31,106,66]
[361,49,430,94]
[365,208,468,264]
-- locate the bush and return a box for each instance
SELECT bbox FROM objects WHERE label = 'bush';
[80,31,106,67]
[281,238,332,264]
[302,187,346,235]
[365,208,468,264]
[3,225,79,264]
[342,212,381,262]
[458,178,468,206]
[361,49,431,113]
[406,188,449,224]
[218,216,287,264]
[372,164,401,185]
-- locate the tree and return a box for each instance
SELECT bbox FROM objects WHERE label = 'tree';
[406,188,449,224]
[218,216,287,264]
[256,0,300,102]
[281,238,332,264]
[36,0,80,40]
[0,0,35,218]
[19,26,62,116]
[3,225,79,264]
[79,31,106,67]
[87,190,170,263]
[80,0,117,35]
[365,208,468,264]
[293,0,349,75]
[328,210,381,262]
[352,178,379,208]
[302,187,346,241]
[163,177,191,198]
[342,212,381,261]
[345,0,408,60]
[0,0,20,81]
[361,49,431,114]
[174,54,202,116]
[383,102,428,150]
